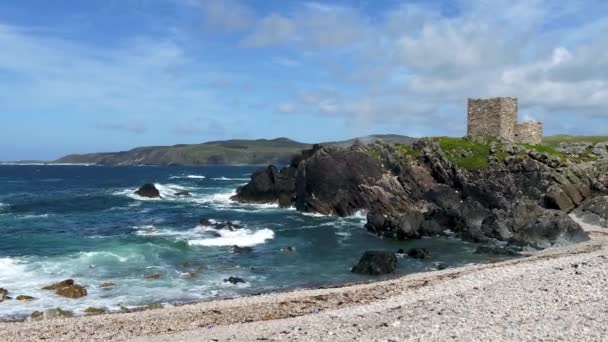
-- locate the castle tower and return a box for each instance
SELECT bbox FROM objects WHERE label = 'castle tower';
[515,121,543,145]
[467,97,518,142]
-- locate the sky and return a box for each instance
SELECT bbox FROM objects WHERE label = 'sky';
[1,0,608,160]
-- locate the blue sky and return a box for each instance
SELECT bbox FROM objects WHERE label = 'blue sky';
[1,0,608,160]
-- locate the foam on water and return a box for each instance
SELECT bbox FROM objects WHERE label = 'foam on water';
[188,227,275,247]
[169,175,206,179]
[212,177,250,181]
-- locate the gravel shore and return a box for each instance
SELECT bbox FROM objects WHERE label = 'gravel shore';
[1,225,607,341]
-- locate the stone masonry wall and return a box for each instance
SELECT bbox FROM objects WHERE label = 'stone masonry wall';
[467,97,518,142]
[515,121,543,145]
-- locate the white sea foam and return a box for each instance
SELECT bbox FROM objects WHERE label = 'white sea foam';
[17,214,50,219]
[169,175,206,179]
[212,177,250,181]
[188,228,275,247]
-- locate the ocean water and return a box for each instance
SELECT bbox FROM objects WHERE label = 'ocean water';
[0,165,497,320]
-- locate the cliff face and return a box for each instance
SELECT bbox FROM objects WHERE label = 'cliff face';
[233,138,608,249]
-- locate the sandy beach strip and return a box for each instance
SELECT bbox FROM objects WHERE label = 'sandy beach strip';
[1,229,607,341]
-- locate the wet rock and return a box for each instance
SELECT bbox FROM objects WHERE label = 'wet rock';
[42,279,75,290]
[30,311,44,321]
[15,295,36,302]
[351,251,398,276]
[474,245,521,256]
[174,191,192,197]
[144,274,161,281]
[99,282,115,289]
[134,183,161,198]
[396,248,406,255]
[233,245,254,254]
[407,248,432,260]
[56,284,87,299]
[43,279,88,299]
[224,276,246,285]
[436,263,449,270]
[199,219,241,231]
[43,308,73,319]
[0,288,9,302]
[84,307,107,315]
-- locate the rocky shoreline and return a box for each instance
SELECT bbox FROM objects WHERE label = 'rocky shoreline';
[233,138,608,253]
[0,221,605,341]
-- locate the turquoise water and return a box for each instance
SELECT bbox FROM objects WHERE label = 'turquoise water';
[0,165,494,320]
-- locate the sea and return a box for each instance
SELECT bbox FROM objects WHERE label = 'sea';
[0,165,498,320]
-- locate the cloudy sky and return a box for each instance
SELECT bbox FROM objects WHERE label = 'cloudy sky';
[1,0,607,160]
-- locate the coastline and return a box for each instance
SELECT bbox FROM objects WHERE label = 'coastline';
[1,224,606,341]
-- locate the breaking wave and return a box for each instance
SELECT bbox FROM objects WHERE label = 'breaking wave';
[169,175,206,180]
[188,227,275,247]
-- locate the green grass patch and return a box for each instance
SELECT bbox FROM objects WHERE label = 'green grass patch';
[432,137,491,170]
[394,144,421,159]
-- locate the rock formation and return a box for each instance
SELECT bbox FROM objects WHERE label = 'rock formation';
[233,138,608,249]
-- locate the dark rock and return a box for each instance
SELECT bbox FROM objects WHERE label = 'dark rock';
[0,288,8,302]
[99,282,115,289]
[174,191,192,197]
[135,183,161,198]
[474,245,520,256]
[396,249,406,254]
[144,274,161,281]
[224,277,246,285]
[574,196,608,228]
[407,248,432,260]
[436,263,449,270]
[15,295,36,302]
[351,251,398,275]
[233,245,254,254]
[481,202,589,249]
[43,308,73,320]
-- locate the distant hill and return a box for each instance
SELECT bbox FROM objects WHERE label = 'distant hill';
[54,135,417,166]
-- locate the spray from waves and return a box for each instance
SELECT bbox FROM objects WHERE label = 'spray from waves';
[188,227,275,247]
[169,175,206,180]
[113,183,195,201]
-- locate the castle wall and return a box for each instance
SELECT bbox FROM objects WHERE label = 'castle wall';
[467,97,518,142]
[515,121,543,145]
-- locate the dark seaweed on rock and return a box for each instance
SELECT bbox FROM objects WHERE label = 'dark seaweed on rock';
[233,138,608,249]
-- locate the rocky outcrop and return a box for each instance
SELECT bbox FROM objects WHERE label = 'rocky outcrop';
[574,196,608,228]
[224,277,246,285]
[0,288,9,302]
[234,138,607,249]
[351,251,398,275]
[135,184,160,198]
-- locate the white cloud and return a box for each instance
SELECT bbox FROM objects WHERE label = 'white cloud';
[200,0,255,32]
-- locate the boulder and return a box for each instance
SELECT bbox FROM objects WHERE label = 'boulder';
[481,202,589,249]
[224,277,246,285]
[16,295,36,302]
[134,183,161,198]
[407,248,432,260]
[351,251,398,275]
[84,307,107,315]
[574,196,608,228]
[56,285,87,299]
[42,279,75,290]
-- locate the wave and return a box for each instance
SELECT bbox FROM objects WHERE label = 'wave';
[212,177,250,181]
[113,183,195,201]
[188,227,275,247]
[169,175,206,180]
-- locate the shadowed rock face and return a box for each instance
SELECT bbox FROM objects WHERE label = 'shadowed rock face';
[135,184,160,198]
[351,251,398,275]
[233,139,608,249]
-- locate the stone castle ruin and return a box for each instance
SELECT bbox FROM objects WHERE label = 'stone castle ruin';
[467,97,543,145]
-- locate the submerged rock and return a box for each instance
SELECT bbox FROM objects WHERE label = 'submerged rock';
[199,218,241,231]
[174,191,192,197]
[474,245,521,256]
[84,307,107,315]
[99,282,115,289]
[407,248,432,260]
[224,276,246,285]
[232,245,254,254]
[135,183,161,198]
[351,251,398,275]
[144,274,161,281]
